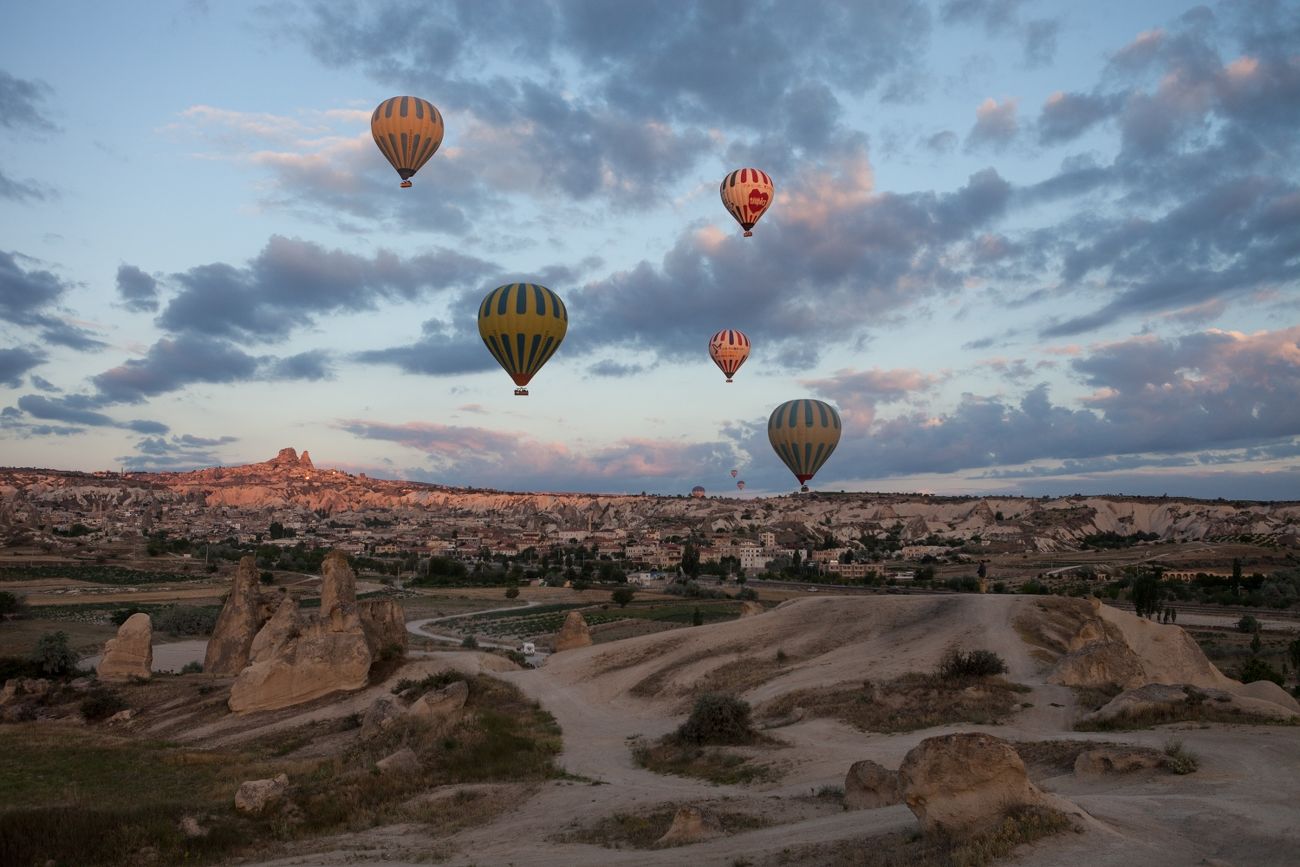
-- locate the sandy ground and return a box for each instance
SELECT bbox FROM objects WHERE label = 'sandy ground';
[240,595,1300,867]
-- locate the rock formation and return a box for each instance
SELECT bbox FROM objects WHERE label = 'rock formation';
[1073,747,1164,776]
[1080,682,1299,727]
[376,747,420,776]
[204,556,269,676]
[97,613,153,681]
[359,598,408,658]
[228,552,372,713]
[738,601,764,618]
[898,733,1056,834]
[407,679,468,728]
[656,805,721,846]
[844,759,902,809]
[234,773,289,814]
[554,610,592,651]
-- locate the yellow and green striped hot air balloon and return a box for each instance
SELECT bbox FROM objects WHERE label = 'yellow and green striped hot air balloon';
[768,398,842,492]
[477,283,568,396]
[371,96,444,188]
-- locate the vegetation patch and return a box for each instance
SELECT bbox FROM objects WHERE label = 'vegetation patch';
[632,694,778,785]
[772,806,1073,867]
[0,565,206,585]
[391,669,465,699]
[560,804,768,849]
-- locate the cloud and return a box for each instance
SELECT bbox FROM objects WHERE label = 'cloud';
[15,394,168,435]
[801,367,947,430]
[338,417,738,493]
[0,70,57,133]
[0,347,44,387]
[0,168,44,202]
[586,359,644,378]
[1037,91,1120,145]
[965,97,1019,150]
[117,433,238,471]
[264,350,334,381]
[156,235,496,342]
[0,250,107,350]
[115,264,160,313]
[353,318,494,376]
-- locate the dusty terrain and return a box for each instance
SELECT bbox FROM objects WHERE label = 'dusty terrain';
[218,594,1300,867]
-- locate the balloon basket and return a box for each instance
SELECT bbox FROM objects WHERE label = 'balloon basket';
[400,180,412,188]
[800,485,810,493]
[514,387,529,396]
[725,377,733,383]
[743,230,753,237]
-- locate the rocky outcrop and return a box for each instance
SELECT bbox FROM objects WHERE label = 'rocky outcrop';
[1080,683,1300,727]
[228,554,372,713]
[738,601,764,618]
[97,613,153,681]
[656,805,721,846]
[1049,639,1146,690]
[359,599,408,658]
[554,610,592,651]
[234,773,289,815]
[407,680,468,728]
[376,747,420,776]
[361,696,402,739]
[1073,747,1164,776]
[898,733,1056,834]
[844,759,902,810]
[204,556,268,676]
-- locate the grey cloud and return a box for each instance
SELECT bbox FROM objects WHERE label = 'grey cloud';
[0,168,44,202]
[353,317,495,376]
[157,235,496,342]
[29,374,59,392]
[117,434,234,471]
[0,249,106,350]
[265,350,334,381]
[0,347,44,387]
[965,98,1019,151]
[15,393,168,435]
[0,70,56,133]
[93,335,261,403]
[925,130,958,154]
[1037,91,1121,145]
[115,264,160,313]
[1022,18,1059,67]
[586,359,644,378]
[177,434,238,447]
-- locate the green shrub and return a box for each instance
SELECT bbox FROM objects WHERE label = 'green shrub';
[1163,739,1199,774]
[937,647,1008,680]
[179,661,203,674]
[80,688,127,723]
[1237,657,1284,686]
[461,634,479,649]
[32,632,78,677]
[392,670,463,698]
[1237,614,1260,633]
[674,693,757,745]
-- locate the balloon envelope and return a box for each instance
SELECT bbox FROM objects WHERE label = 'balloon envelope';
[720,168,773,236]
[737,480,746,490]
[477,283,568,395]
[709,329,750,383]
[730,469,738,478]
[371,96,444,186]
[691,486,706,498]
[768,399,842,487]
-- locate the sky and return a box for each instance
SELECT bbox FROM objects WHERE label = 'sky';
[1,0,1298,500]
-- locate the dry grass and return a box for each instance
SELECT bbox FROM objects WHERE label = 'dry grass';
[1074,686,1299,731]
[760,673,1031,734]
[631,741,778,785]
[559,803,768,849]
[772,806,1074,867]
[1010,739,1165,776]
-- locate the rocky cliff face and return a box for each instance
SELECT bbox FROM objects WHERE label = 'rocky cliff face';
[2,449,1298,548]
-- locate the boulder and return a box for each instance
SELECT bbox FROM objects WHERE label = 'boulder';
[229,557,372,713]
[359,598,408,659]
[0,678,50,705]
[234,773,289,815]
[376,747,421,776]
[1049,640,1146,690]
[554,610,592,651]
[656,805,721,846]
[179,816,207,838]
[407,680,469,728]
[1080,682,1299,727]
[97,613,153,681]
[738,601,764,618]
[204,556,266,676]
[360,696,402,739]
[1073,747,1164,776]
[898,733,1055,834]
[844,759,902,810]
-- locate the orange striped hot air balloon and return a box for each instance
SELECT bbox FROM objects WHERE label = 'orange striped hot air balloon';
[371,96,445,188]
[720,168,773,237]
[708,329,750,383]
[477,283,568,396]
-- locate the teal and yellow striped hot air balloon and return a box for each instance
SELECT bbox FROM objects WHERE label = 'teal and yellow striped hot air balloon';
[371,96,444,188]
[477,283,568,396]
[768,399,842,492]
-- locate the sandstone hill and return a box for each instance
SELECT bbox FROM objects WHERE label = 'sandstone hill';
[1,448,1298,549]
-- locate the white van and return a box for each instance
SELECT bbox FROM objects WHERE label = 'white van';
[521,642,536,655]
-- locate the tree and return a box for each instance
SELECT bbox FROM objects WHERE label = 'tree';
[1289,638,1300,674]
[1237,614,1260,633]
[505,585,520,599]
[0,591,23,617]
[692,606,704,626]
[1131,573,1162,619]
[33,631,78,677]
[1232,558,1243,583]
[681,542,701,578]
[611,586,635,608]
[1250,631,1262,655]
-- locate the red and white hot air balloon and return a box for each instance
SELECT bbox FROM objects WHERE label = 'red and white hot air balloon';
[720,168,773,237]
[708,329,751,383]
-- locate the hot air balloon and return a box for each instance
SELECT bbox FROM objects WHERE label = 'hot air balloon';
[768,399,842,492]
[371,96,445,188]
[730,469,738,479]
[709,329,751,383]
[720,168,773,237]
[477,283,568,396]
[736,480,746,491]
[691,485,706,498]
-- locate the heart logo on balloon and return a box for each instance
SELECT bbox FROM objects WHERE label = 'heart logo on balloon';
[747,188,770,218]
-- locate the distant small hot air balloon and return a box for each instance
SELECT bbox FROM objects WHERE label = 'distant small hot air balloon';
[371,96,445,188]
[477,283,568,396]
[691,485,706,498]
[720,168,773,237]
[768,399,842,492]
[737,480,746,491]
[709,329,751,383]
[730,469,738,479]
